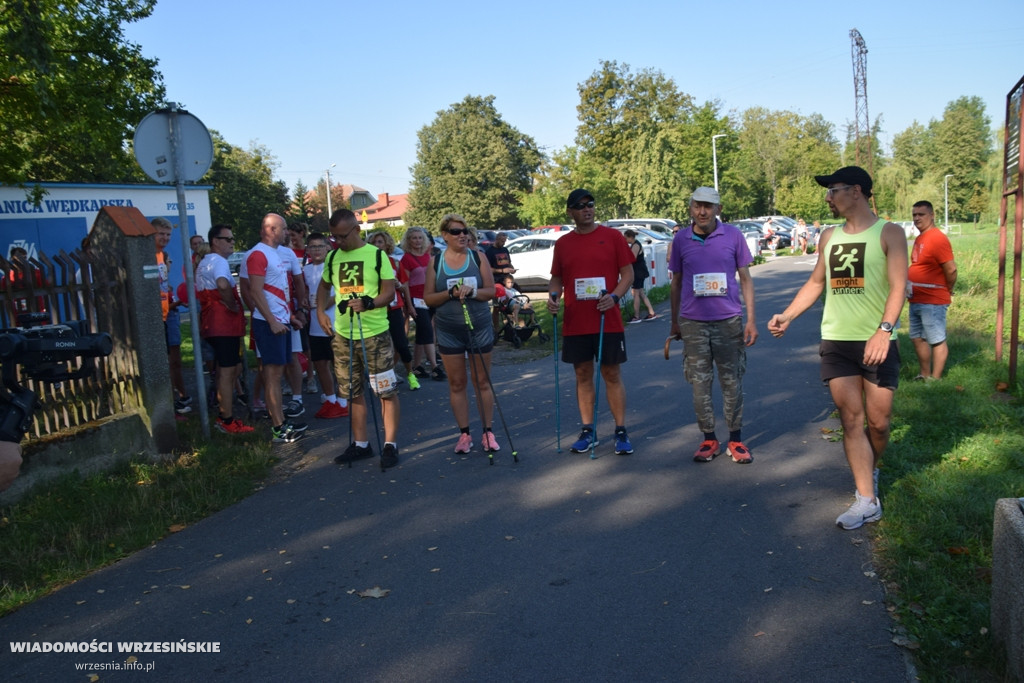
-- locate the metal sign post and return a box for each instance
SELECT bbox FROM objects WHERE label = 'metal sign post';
[134,105,214,435]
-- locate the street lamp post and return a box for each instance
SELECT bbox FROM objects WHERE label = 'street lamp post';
[325,163,336,218]
[712,134,727,191]
[944,174,954,230]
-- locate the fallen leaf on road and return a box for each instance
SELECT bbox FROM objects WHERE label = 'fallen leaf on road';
[168,524,186,533]
[753,631,766,637]
[357,586,390,599]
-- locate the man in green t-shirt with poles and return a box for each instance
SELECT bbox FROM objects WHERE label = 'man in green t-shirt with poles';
[316,209,401,470]
[767,166,907,531]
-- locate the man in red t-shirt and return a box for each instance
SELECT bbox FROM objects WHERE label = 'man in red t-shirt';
[547,189,636,456]
[908,200,957,380]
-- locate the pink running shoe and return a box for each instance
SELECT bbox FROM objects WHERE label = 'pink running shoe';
[481,431,500,452]
[454,433,473,454]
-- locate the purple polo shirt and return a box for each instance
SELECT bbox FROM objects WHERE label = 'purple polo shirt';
[669,220,753,321]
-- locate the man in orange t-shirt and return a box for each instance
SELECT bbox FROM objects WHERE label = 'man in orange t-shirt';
[908,200,957,380]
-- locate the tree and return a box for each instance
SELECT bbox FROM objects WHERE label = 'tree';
[405,95,541,230]
[575,61,694,216]
[930,96,991,220]
[206,133,289,248]
[0,0,166,187]
[287,180,314,224]
[733,107,840,218]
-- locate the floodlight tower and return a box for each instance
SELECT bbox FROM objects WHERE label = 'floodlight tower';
[850,28,873,175]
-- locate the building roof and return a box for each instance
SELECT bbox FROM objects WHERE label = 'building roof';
[359,193,408,223]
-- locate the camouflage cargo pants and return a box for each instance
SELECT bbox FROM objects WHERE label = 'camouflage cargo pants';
[679,316,747,434]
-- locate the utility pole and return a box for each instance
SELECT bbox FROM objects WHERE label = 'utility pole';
[712,134,727,192]
[324,163,336,218]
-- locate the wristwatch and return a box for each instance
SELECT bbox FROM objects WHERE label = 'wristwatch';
[878,321,893,333]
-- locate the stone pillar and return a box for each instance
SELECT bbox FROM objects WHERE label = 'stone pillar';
[992,498,1024,681]
[90,206,177,452]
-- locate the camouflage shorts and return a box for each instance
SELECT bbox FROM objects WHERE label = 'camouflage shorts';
[332,331,398,399]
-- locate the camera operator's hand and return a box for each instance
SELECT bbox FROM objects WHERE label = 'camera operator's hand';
[0,441,22,492]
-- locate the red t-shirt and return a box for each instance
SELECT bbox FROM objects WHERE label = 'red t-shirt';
[909,228,954,305]
[550,226,634,336]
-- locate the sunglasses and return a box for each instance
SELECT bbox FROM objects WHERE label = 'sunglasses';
[214,235,235,243]
[446,228,469,236]
[569,200,595,210]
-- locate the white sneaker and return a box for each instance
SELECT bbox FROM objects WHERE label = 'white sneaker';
[836,491,882,530]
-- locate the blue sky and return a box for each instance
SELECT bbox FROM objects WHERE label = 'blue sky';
[124,0,1023,197]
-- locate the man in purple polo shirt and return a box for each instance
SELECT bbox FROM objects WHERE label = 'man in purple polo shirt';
[669,186,759,464]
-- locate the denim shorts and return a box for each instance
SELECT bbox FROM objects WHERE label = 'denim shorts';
[164,308,181,349]
[908,303,948,345]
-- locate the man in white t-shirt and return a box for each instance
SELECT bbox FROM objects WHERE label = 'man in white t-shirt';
[196,224,253,434]
[246,213,306,443]
[303,232,348,419]
[277,242,307,419]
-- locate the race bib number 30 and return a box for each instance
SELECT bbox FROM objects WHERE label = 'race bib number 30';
[574,277,606,300]
[693,273,728,297]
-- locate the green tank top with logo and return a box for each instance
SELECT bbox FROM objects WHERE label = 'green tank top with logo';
[821,218,894,341]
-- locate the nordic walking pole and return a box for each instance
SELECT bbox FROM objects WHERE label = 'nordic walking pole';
[355,308,385,472]
[551,292,561,453]
[591,290,607,460]
[345,306,355,468]
[462,299,518,464]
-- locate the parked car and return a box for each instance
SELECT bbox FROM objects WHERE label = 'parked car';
[227,251,246,274]
[531,225,572,233]
[504,232,571,290]
[604,218,677,237]
[612,225,671,246]
[476,229,498,248]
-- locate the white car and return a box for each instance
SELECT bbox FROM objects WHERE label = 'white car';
[504,231,571,290]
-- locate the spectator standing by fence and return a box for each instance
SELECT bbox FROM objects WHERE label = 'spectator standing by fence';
[152,218,191,415]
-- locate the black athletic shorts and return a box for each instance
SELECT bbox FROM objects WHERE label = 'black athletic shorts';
[309,335,334,363]
[820,339,900,389]
[206,336,242,368]
[562,332,627,366]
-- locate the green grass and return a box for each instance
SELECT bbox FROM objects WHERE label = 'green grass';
[0,421,274,616]
[874,225,1024,679]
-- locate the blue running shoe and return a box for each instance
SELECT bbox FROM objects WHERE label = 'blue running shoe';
[569,428,597,453]
[614,429,633,455]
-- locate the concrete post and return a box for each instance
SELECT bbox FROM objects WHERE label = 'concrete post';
[992,498,1024,681]
[90,206,177,452]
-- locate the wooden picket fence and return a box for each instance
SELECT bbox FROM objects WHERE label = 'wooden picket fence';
[0,248,142,442]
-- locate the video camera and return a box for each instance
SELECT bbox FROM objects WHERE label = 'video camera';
[0,313,113,443]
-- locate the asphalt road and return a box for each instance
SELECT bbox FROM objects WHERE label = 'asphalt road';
[1,255,913,682]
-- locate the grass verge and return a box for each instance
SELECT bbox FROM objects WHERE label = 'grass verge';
[874,225,1024,679]
[0,421,275,617]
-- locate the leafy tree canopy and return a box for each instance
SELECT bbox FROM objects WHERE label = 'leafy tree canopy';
[0,0,166,187]
[405,95,541,231]
[206,132,288,249]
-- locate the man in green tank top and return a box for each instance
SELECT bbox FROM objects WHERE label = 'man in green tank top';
[767,166,907,531]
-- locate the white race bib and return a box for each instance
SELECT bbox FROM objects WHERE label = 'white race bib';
[369,369,399,394]
[693,273,728,297]
[574,277,606,300]
[445,275,478,291]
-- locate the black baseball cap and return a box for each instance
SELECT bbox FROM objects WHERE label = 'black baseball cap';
[566,188,594,208]
[814,166,873,197]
